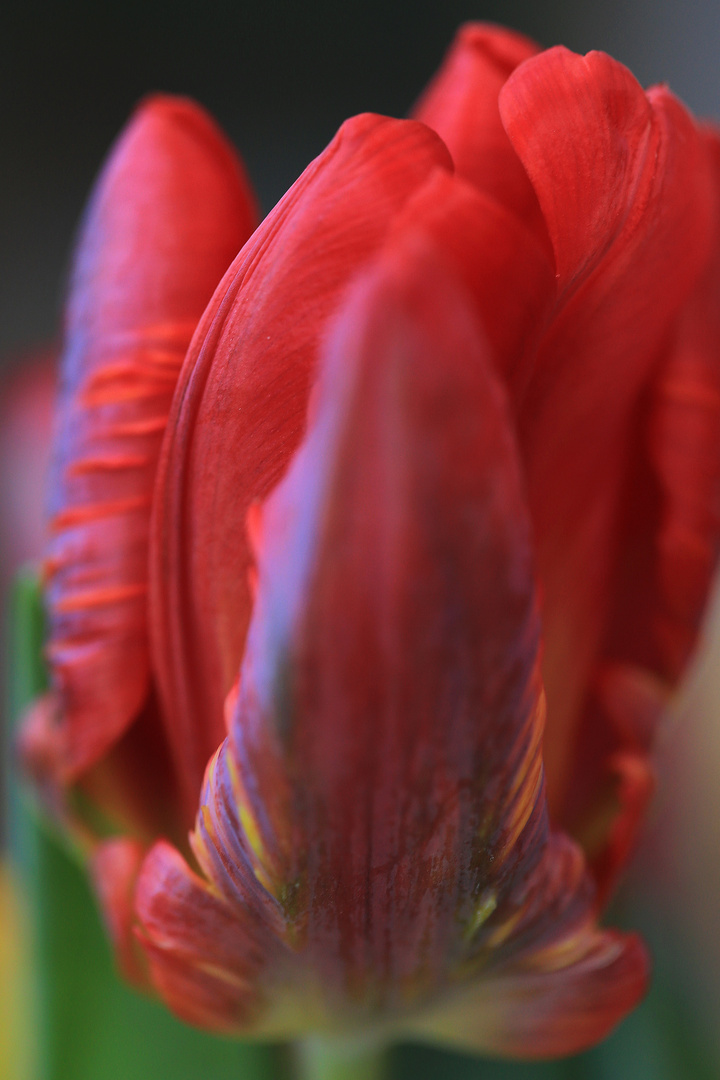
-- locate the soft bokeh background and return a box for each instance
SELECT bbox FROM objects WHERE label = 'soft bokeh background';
[2,2,720,1078]
[3,0,720,359]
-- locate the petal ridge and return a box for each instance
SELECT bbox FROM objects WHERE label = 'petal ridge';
[40,94,257,782]
[149,114,454,818]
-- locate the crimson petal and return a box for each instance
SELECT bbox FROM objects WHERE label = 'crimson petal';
[92,838,147,986]
[413,22,543,232]
[559,127,720,890]
[408,837,648,1059]
[149,114,453,818]
[135,841,274,1032]
[40,95,257,782]
[499,48,716,810]
[384,169,554,383]
[648,129,720,679]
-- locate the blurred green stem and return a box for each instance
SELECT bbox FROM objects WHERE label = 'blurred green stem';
[294,1036,389,1080]
[7,567,47,717]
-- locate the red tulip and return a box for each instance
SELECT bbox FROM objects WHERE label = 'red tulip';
[20,23,720,1060]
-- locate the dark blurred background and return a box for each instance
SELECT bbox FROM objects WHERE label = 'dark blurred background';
[2,0,720,359]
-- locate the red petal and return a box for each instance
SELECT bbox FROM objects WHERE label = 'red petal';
[590,751,656,908]
[384,170,554,382]
[413,23,544,231]
[409,838,648,1058]
[150,114,453,818]
[648,128,720,679]
[42,95,258,782]
[499,49,716,810]
[556,663,667,901]
[134,840,273,1032]
[18,687,184,851]
[207,231,549,1009]
[555,127,720,884]
[91,838,147,986]
[77,688,184,844]
[596,663,669,755]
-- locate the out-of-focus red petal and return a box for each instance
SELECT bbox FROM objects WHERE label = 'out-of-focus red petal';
[150,113,453,818]
[91,838,147,986]
[77,690,183,844]
[556,664,667,902]
[134,841,273,1033]
[413,23,544,232]
[596,663,669,755]
[41,95,257,783]
[557,128,720,883]
[648,128,720,679]
[589,752,656,909]
[499,49,716,811]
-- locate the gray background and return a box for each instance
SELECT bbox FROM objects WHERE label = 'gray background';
[2,0,719,361]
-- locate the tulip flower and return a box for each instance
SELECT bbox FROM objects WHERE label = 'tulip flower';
[18,22,720,1072]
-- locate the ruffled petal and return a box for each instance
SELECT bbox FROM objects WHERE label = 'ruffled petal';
[413,22,543,231]
[41,95,257,783]
[134,841,274,1033]
[407,837,648,1058]
[150,114,453,818]
[499,49,716,811]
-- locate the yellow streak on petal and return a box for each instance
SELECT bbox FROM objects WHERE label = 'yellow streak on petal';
[191,807,229,902]
[507,689,545,801]
[495,692,545,866]
[463,890,498,943]
[197,960,254,991]
[522,922,608,973]
[483,906,526,950]
[225,751,279,897]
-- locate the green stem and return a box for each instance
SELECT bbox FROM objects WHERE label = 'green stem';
[6,570,47,1079]
[293,1036,390,1080]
